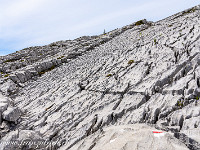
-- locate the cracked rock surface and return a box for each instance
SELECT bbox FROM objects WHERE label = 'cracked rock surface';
[0,5,200,150]
[71,124,189,150]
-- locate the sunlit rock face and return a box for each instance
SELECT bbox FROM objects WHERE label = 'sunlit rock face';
[0,5,200,150]
[71,124,189,150]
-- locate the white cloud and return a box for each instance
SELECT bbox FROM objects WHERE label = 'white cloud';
[0,0,47,27]
[0,0,199,55]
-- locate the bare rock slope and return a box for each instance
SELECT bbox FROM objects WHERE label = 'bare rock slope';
[0,5,200,150]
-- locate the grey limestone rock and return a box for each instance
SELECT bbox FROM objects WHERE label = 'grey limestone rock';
[0,4,200,150]
[0,130,46,150]
[2,107,21,123]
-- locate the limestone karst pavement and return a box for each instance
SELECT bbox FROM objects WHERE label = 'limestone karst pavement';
[0,5,200,150]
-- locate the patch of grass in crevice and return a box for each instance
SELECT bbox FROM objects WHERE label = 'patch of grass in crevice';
[57,56,65,59]
[38,65,56,76]
[3,58,20,63]
[128,60,134,65]
[182,8,196,15]
[106,74,112,77]
[135,20,145,26]
[4,74,10,78]
[154,39,158,45]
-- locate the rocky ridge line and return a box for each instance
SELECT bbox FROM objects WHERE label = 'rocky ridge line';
[0,5,200,150]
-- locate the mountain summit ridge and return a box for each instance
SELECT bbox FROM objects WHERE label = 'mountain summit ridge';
[0,4,200,150]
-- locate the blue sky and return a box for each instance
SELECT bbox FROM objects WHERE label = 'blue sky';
[0,0,199,56]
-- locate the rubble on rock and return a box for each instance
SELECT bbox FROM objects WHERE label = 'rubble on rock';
[0,5,200,150]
